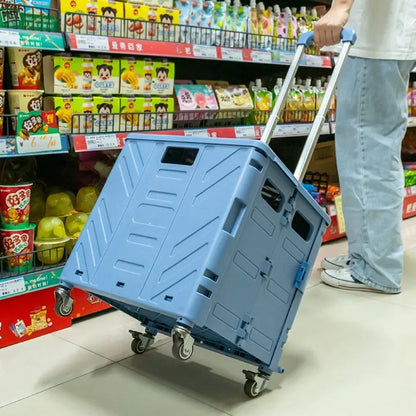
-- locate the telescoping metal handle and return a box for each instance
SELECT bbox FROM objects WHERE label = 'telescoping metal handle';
[260,28,357,182]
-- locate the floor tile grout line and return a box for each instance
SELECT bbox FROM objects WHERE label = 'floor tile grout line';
[0,362,115,410]
[113,360,234,415]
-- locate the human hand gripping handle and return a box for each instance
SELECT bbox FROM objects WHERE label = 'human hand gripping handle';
[312,0,355,48]
[298,28,357,47]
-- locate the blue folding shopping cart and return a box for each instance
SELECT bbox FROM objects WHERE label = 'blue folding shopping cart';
[55,30,356,398]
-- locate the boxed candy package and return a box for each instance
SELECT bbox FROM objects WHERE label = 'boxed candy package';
[214,85,253,116]
[150,96,173,130]
[120,96,145,131]
[120,58,144,95]
[152,60,174,96]
[93,96,120,133]
[44,96,84,134]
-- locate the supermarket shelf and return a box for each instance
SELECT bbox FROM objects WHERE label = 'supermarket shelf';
[0,268,62,301]
[0,28,65,50]
[0,135,69,157]
[71,122,332,152]
[66,33,332,68]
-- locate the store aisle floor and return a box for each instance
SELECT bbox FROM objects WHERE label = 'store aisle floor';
[1,217,416,416]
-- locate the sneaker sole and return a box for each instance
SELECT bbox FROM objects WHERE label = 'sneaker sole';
[321,272,393,294]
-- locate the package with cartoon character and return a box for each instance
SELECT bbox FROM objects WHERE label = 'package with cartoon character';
[120,58,143,95]
[8,48,42,90]
[152,60,174,96]
[93,96,120,133]
[97,0,123,37]
[44,96,84,134]
[124,3,149,39]
[151,97,173,130]
[156,7,180,42]
[120,96,145,131]
[60,0,91,33]
[92,57,120,95]
[8,90,44,133]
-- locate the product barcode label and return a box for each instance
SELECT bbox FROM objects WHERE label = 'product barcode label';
[86,134,119,150]
[0,277,26,299]
[193,45,218,59]
[0,30,21,47]
[251,50,272,63]
[221,47,243,61]
[235,126,256,138]
[75,35,109,51]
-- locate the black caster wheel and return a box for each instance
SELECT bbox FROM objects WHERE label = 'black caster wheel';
[172,339,193,361]
[54,297,73,317]
[131,338,146,354]
[244,379,260,398]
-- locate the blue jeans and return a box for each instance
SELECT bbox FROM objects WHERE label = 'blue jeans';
[336,57,416,293]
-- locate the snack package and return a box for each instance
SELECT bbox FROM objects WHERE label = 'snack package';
[0,90,5,136]
[212,1,227,46]
[151,97,174,130]
[223,0,233,47]
[0,0,57,31]
[157,7,180,42]
[61,0,91,33]
[93,96,120,133]
[43,55,86,95]
[174,0,190,42]
[8,48,42,90]
[272,77,283,123]
[247,0,258,49]
[187,0,202,43]
[214,85,253,117]
[315,79,324,112]
[284,79,302,123]
[272,5,284,50]
[0,183,32,228]
[0,223,36,272]
[44,96,83,134]
[249,79,272,124]
[0,48,4,89]
[200,1,214,45]
[300,78,315,122]
[80,96,94,133]
[257,2,273,49]
[411,81,416,117]
[145,6,158,40]
[97,0,123,37]
[120,96,145,131]
[142,97,153,130]
[174,84,218,120]
[120,58,143,94]
[152,60,174,96]
[232,1,248,48]
[8,90,44,133]
[124,3,149,39]
[283,7,298,46]
[92,57,120,95]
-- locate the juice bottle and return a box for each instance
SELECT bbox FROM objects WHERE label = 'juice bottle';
[301,78,315,122]
[248,0,258,49]
[272,77,283,123]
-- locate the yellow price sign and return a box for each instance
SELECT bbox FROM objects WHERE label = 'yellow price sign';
[334,194,346,234]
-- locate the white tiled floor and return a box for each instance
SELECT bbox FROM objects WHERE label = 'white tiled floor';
[1,217,416,416]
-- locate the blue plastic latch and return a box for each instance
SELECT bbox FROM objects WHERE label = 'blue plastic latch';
[294,261,309,292]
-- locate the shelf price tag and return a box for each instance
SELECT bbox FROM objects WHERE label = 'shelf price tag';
[0,277,26,299]
[85,134,119,150]
[334,194,346,234]
[75,35,109,51]
[305,55,323,67]
[193,45,218,59]
[16,134,62,155]
[0,30,21,47]
[221,47,243,61]
[279,52,294,64]
[184,129,210,137]
[251,50,272,63]
[235,126,256,138]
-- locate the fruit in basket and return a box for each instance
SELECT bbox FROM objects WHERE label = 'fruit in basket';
[65,212,89,237]
[75,186,98,213]
[45,192,75,217]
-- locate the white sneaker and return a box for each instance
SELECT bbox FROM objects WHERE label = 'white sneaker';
[321,254,350,270]
[321,268,387,293]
